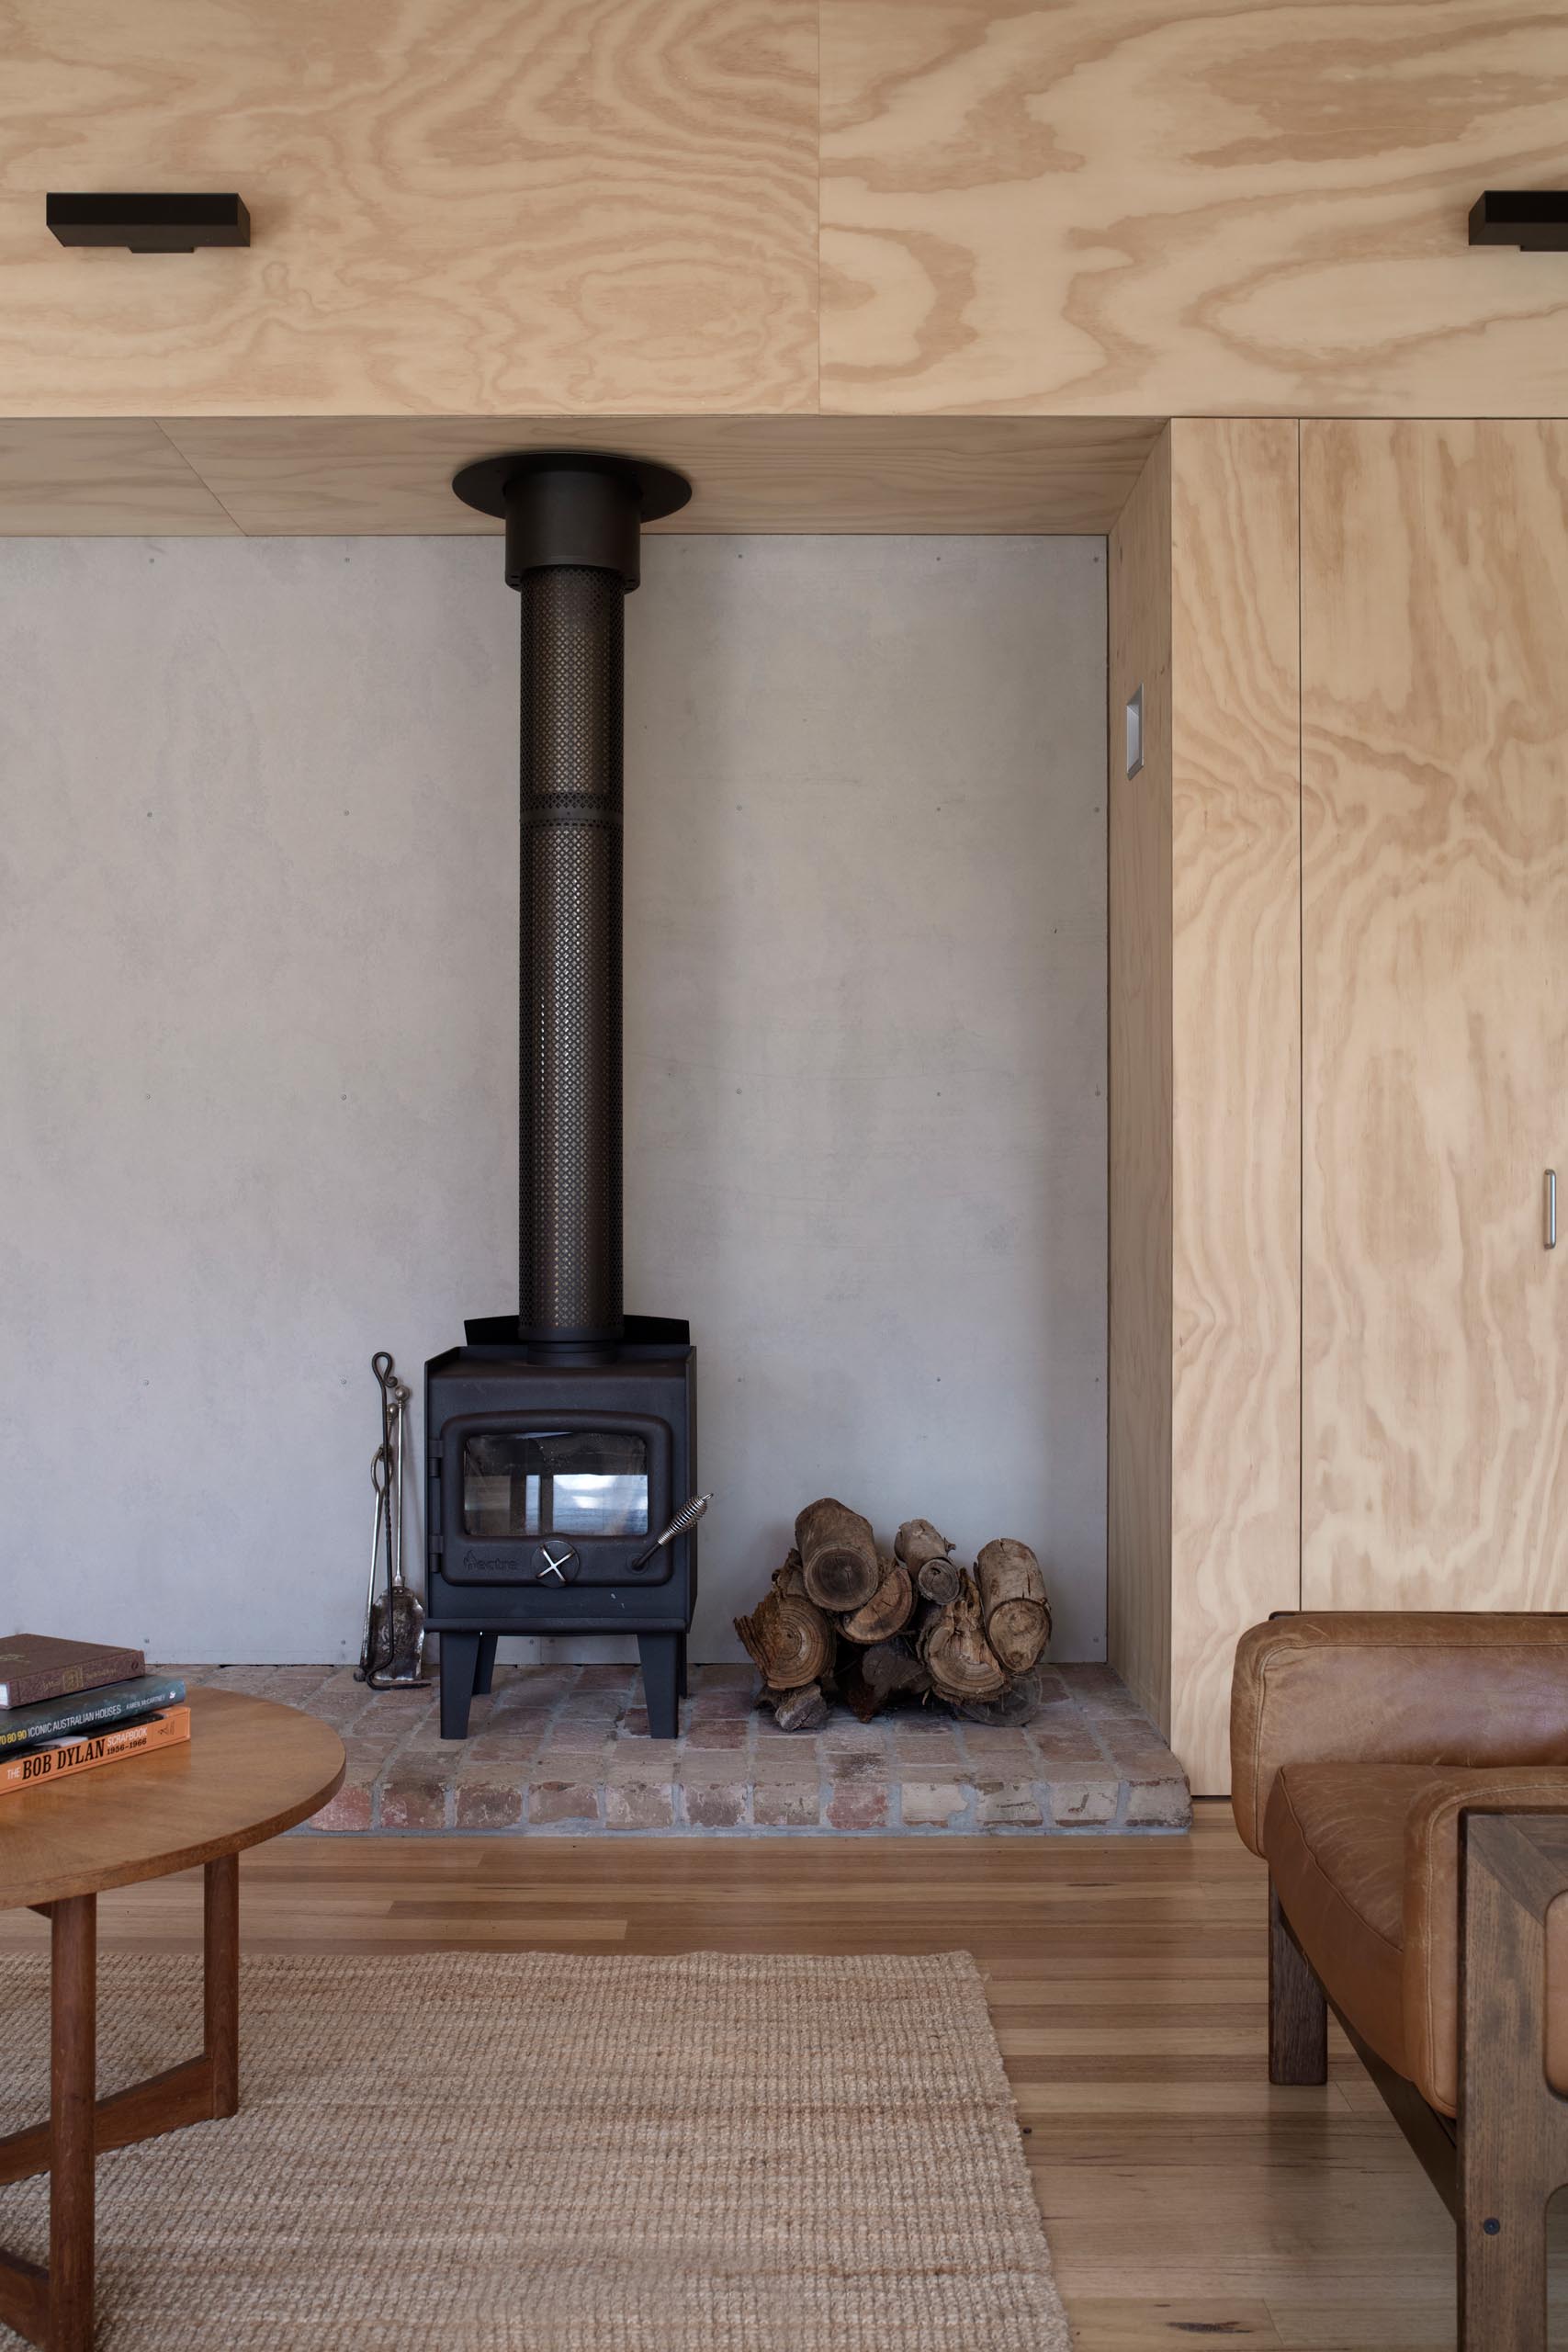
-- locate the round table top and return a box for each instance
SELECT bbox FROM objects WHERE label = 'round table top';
[0,1686,345,1911]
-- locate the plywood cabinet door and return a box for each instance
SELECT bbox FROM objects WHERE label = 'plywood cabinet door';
[1302,422,1568,1611]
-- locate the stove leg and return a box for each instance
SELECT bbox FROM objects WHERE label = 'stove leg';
[473,1633,500,1697]
[439,1634,480,1739]
[676,1634,689,1702]
[637,1634,682,1740]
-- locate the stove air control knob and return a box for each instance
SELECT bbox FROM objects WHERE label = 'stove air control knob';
[536,1542,581,1585]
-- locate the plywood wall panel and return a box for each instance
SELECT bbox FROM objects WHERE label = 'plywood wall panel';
[1107,428,1173,1735]
[0,0,818,418]
[1168,419,1301,1792]
[1108,418,1303,1788]
[821,0,1568,418]
[1302,421,1568,1612]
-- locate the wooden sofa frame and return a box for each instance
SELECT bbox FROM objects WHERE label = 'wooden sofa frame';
[1269,1810,1568,2346]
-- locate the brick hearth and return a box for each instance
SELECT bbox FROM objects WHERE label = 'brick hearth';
[164,1659,1190,1836]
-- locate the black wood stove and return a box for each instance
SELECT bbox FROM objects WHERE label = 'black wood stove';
[424,450,700,1741]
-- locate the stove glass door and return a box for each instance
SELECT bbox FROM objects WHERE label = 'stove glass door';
[460,1429,649,1540]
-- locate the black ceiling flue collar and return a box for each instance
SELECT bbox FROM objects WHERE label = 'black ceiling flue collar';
[1468,192,1568,252]
[47,194,251,253]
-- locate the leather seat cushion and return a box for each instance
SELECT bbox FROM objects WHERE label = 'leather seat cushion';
[1265,1762,1416,2086]
[1266,1760,1568,2116]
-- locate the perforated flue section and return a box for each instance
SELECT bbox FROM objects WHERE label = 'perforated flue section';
[519,566,625,1346]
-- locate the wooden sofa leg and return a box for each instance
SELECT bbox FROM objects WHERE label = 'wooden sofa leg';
[1269,1880,1328,2086]
[1456,1823,1568,2351]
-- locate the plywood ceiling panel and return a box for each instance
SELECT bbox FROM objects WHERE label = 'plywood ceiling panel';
[820,0,1568,418]
[0,0,818,418]
[0,414,1163,537]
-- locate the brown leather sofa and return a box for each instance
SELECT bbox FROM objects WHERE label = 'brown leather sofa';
[1231,1612,1568,2347]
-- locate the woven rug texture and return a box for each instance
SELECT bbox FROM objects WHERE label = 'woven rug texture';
[0,1948,1068,2349]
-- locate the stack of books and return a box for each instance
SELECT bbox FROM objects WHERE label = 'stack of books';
[0,1635,188,1794]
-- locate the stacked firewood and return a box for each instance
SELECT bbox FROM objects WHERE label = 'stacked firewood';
[733,1498,1052,1731]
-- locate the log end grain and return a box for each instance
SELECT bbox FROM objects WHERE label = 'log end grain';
[894,1518,953,1571]
[919,1574,1007,1702]
[795,1496,881,1612]
[975,1538,1051,1674]
[840,1557,914,1645]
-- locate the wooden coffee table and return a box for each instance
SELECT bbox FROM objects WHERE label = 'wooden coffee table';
[0,1686,344,2351]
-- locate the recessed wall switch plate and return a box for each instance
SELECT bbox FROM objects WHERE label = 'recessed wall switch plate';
[1125,685,1144,778]
[46,194,251,252]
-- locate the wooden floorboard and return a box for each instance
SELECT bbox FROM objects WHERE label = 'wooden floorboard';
[3,1803,1562,2347]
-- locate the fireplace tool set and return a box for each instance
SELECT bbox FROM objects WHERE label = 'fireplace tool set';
[357,1350,428,1688]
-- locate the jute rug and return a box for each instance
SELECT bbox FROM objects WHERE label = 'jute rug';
[0,1950,1068,2349]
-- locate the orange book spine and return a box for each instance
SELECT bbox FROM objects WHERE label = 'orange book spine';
[0,1705,191,1794]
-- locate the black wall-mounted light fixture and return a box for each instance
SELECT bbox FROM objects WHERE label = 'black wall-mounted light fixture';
[1468,192,1568,252]
[46,194,250,253]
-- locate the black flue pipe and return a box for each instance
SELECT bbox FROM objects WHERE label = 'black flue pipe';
[451,451,692,1359]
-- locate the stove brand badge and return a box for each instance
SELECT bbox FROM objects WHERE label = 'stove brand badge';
[460,1547,525,1577]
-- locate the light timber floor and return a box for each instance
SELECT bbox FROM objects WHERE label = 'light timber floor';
[3,1803,1562,2348]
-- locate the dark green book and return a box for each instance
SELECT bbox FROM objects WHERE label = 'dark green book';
[0,1674,186,1756]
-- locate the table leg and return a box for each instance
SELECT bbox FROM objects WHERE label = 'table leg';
[49,1894,96,2352]
[204,1855,240,2118]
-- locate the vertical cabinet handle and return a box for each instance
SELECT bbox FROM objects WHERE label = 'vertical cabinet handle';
[1548,1169,1559,1251]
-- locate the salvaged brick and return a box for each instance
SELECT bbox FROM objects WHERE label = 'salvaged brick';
[605,1747,676,1785]
[605,1781,677,1830]
[893,1722,963,1758]
[574,1665,636,1692]
[1100,1722,1189,1774]
[465,1728,547,1771]
[683,1782,749,1829]
[899,1781,970,1828]
[536,1721,615,1758]
[527,1781,601,1827]
[1030,1728,1110,1771]
[753,1782,820,1829]
[1050,1778,1121,1828]
[976,1781,1044,1828]
[961,1725,1036,1757]
[1124,1777,1192,1829]
[823,1720,883,1752]
[308,1782,373,1833]
[678,1747,749,1781]
[160,1653,1190,1838]
[261,1665,340,1702]
[1064,1666,1143,1718]
[682,1721,748,1750]
[454,1780,525,1830]
[750,1744,818,1782]
[507,1666,577,1699]
[827,1782,890,1831]
[379,1777,447,1830]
